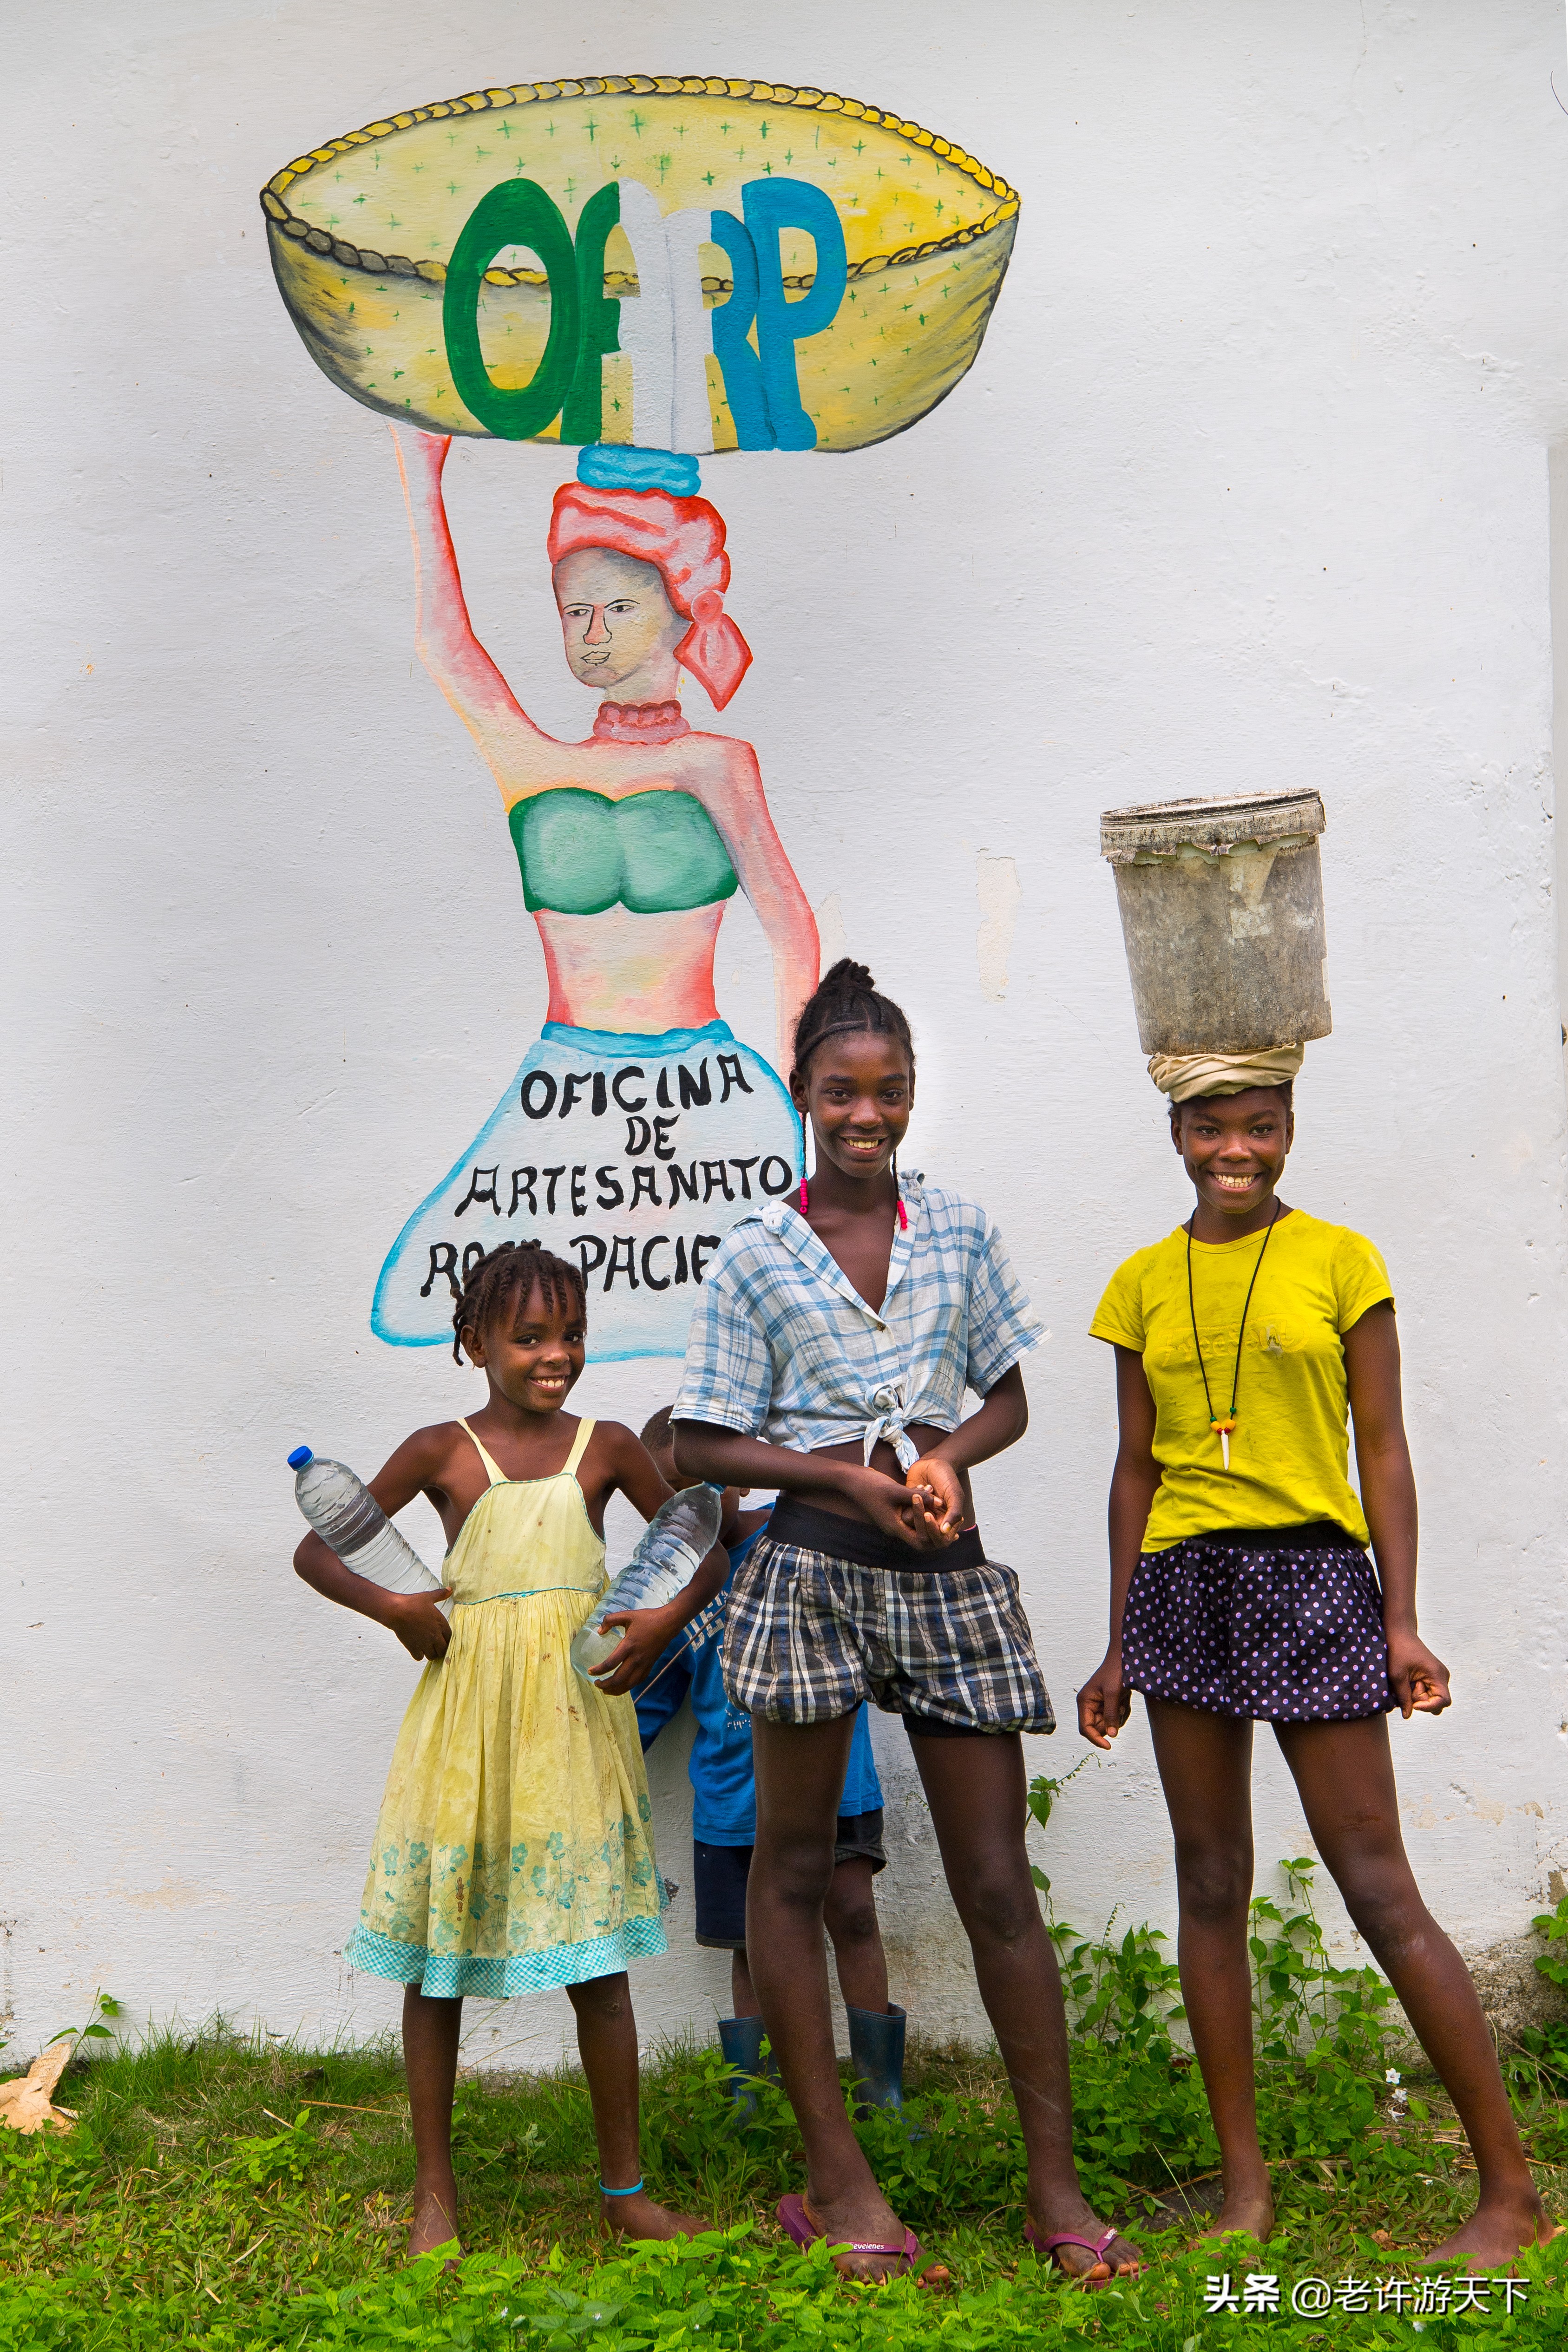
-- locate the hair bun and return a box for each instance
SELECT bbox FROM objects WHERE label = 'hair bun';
[821,957,877,992]
[790,958,913,1083]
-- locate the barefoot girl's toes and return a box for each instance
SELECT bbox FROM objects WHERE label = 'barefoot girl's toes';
[1424,2200,1558,2267]
[1195,2176,1274,2246]
[644,2205,708,2240]
[407,2187,461,2262]
[602,2189,708,2241]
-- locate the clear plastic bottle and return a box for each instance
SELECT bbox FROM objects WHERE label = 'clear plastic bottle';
[288,1447,450,1614]
[570,1484,722,1682]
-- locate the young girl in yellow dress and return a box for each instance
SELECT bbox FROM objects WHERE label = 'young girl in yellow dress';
[293,1240,726,2257]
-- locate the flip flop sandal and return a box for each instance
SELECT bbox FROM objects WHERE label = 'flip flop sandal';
[777,2192,924,2276]
[1022,2221,1133,2287]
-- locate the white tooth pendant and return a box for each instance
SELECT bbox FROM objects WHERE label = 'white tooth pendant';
[1210,1418,1236,1471]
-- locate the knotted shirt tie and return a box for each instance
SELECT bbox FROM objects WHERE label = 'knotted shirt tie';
[862,1380,920,1472]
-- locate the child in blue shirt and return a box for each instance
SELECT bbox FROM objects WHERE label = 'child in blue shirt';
[633,1408,908,2113]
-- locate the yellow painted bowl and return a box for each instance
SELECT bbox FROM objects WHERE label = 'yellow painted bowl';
[261,75,1018,451]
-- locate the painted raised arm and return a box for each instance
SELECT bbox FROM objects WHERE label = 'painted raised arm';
[390,424,549,781]
[703,741,820,1068]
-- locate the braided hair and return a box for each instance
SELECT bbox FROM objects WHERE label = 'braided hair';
[789,959,916,1088]
[451,1240,587,1364]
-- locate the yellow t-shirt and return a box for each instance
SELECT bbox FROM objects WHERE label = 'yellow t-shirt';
[1089,1210,1394,1552]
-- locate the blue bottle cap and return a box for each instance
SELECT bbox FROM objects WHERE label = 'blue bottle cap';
[287,1446,314,1470]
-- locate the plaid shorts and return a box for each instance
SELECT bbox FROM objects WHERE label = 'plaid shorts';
[723,1507,1056,1734]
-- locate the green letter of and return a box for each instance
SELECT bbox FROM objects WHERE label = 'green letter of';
[444,179,580,439]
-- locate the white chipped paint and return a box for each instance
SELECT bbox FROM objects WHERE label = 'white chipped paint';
[976,851,1022,1002]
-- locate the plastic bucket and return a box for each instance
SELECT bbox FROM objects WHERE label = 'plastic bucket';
[1099,790,1331,1056]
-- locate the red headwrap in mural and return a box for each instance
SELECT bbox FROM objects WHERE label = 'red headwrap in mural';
[547,482,753,711]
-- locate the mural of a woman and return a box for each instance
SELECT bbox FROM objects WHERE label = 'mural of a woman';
[372,432,819,1358]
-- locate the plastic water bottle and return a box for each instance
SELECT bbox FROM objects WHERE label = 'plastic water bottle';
[570,1485,722,1681]
[288,1447,450,1613]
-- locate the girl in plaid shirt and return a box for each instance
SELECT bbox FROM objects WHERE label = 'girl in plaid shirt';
[673,960,1141,2287]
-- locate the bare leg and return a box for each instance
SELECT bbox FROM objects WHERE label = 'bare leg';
[1277,1716,1552,2261]
[403,1987,463,2257]
[749,1713,912,2278]
[824,1856,891,2013]
[565,1972,707,2241]
[731,1946,761,2018]
[1144,1700,1274,2240]
[909,1729,1141,2278]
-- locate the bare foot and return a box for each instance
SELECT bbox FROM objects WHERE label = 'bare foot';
[407,2175,461,2261]
[1025,2192,1142,2286]
[1422,2190,1556,2267]
[1197,2174,1274,2245]
[796,2185,918,2282]
[600,2188,708,2242]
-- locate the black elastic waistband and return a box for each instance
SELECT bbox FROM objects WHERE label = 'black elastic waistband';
[768,1494,986,1574]
[1159,1520,1365,1555]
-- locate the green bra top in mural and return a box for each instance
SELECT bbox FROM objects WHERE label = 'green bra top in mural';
[510,787,741,917]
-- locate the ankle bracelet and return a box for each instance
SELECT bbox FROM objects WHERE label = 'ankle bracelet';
[599,2177,643,2197]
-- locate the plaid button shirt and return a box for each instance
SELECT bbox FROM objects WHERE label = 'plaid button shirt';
[672,1171,1045,1467]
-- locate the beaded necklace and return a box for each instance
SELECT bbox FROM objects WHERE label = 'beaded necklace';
[1185,1199,1280,1470]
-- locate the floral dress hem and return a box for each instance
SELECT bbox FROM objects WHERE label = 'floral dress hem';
[345,1911,669,1997]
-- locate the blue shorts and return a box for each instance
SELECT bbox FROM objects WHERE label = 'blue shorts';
[693,1809,887,1948]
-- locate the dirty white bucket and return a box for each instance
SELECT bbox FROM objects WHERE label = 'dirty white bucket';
[1099,790,1331,1056]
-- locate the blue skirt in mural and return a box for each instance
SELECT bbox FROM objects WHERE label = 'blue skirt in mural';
[372,1017,802,1359]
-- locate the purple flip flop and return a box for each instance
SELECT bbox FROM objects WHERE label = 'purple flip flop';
[777,2192,923,2274]
[1023,2221,1133,2287]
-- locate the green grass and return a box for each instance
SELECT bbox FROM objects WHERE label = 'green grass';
[3,2021,1567,2349]
[6,1873,1568,2345]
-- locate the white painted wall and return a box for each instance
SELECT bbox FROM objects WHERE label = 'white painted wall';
[6,0,1568,2066]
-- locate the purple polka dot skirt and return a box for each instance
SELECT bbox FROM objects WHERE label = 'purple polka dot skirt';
[1121,1524,1396,1723]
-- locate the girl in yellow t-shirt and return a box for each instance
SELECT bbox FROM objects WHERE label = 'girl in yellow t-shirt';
[1078,1081,1551,2265]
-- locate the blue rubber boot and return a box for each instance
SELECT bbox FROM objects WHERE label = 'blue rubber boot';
[846,2001,911,2121]
[717,2014,767,2113]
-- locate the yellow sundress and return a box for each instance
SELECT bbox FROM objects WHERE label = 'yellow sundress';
[344,1417,669,1995]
